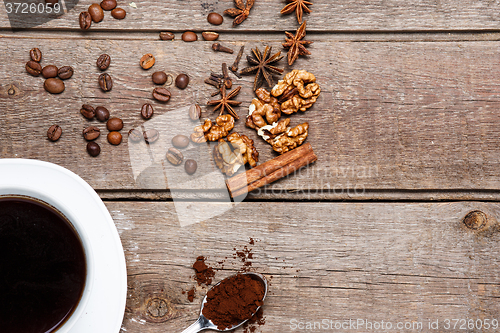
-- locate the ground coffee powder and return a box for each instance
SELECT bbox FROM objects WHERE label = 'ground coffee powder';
[202,274,265,330]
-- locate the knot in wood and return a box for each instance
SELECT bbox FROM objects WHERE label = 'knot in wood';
[6,84,20,97]
[463,210,487,230]
[146,297,170,320]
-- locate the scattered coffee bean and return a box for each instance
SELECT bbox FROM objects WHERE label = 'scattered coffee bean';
[207,12,223,25]
[44,78,65,94]
[79,11,92,30]
[143,129,159,144]
[111,7,126,19]
[47,125,62,142]
[141,103,154,119]
[159,32,175,40]
[26,61,42,76]
[166,147,183,165]
[100,0,116,10]
[140,53,155,70]
[95,106,110,121]
[184,159,197,175]
[189,103,202,120]
[107,131,122,145]
[152,87,171,102]
[202,32,219,41]
[88,3,104,23]
[152,71,167,85]
[128,129,142,143]
[98,73,113,91]
[29,48,42,62]
[182,31,198,42]
[42,65,58,79]
[175,73,190,89]
[45,0,58,5]
[172,134,190,149]
[83,126,101,141]
[96,54,111,70]
[86,141,101,157]
[57,66,73,80]
[107,117,123,131]
[80,104,95,119]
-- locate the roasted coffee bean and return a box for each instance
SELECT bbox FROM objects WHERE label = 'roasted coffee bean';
[80,104,95,119]
[152,71,167,85]
[140,53,155,69]
[44,78,65,94]
[95,106,110,121]
[47,125,62,142]
[166,147,183,165]
[128,129,142,143]
[107,131,122,145]
[29,48,42,62]
[107,117,123,131]
[45,0,58,5]
[98,73,113,91]
[111,7,126,19]
[83,126,100,141]
[86,141,101,157]
[202,32,219,41]
[96,54,111,70]
[184,159,197,175]
[141,103,154,119]
[79,11,92,30]
[143,129,159,144]
[26,61,42,76]
[152,87,171,102]
[159,32,174,40]
[189,103,202,120]
[181,31,197,42]
[42,65,58,79]
[207,12,223,25]
[175,73,190,89]
[88,3,104,22]
[100,0,116,10]
[172,134,190,149]
[57,66,73,80]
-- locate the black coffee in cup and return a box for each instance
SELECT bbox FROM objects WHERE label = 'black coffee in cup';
[0,196,86,333]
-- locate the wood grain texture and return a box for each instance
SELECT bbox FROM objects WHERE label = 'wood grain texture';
[2,37,500,197]
[2,0,500,32]
[112,201,500,332]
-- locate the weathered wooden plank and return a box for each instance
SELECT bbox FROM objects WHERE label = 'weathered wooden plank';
[111,201,500,332]
[2,0,500,32]
[2,37,500,196]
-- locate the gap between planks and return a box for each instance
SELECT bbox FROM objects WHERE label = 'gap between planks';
[97,189,500,202]
[4,29,500,42]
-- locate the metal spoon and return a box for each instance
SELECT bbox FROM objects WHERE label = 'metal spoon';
[180,272,268,333]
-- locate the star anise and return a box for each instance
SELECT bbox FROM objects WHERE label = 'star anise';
[240,46,284,91]
[223,0,255,27]
[207,85,242,119]
[283,21,313,66]
[280,0,312,24]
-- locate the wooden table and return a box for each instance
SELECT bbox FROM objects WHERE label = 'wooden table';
[2,1,500,331]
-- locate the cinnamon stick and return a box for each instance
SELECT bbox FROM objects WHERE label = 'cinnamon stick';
[226,143,317,198]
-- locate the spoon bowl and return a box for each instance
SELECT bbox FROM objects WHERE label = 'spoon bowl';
[180,272,268,333]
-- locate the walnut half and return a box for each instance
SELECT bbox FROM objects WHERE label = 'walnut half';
[258,120,309,154]
[190,115,235,143]
[271,69,320,115]
[213,132,259,176]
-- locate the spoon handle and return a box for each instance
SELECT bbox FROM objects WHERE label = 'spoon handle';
[180,317,208,333]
